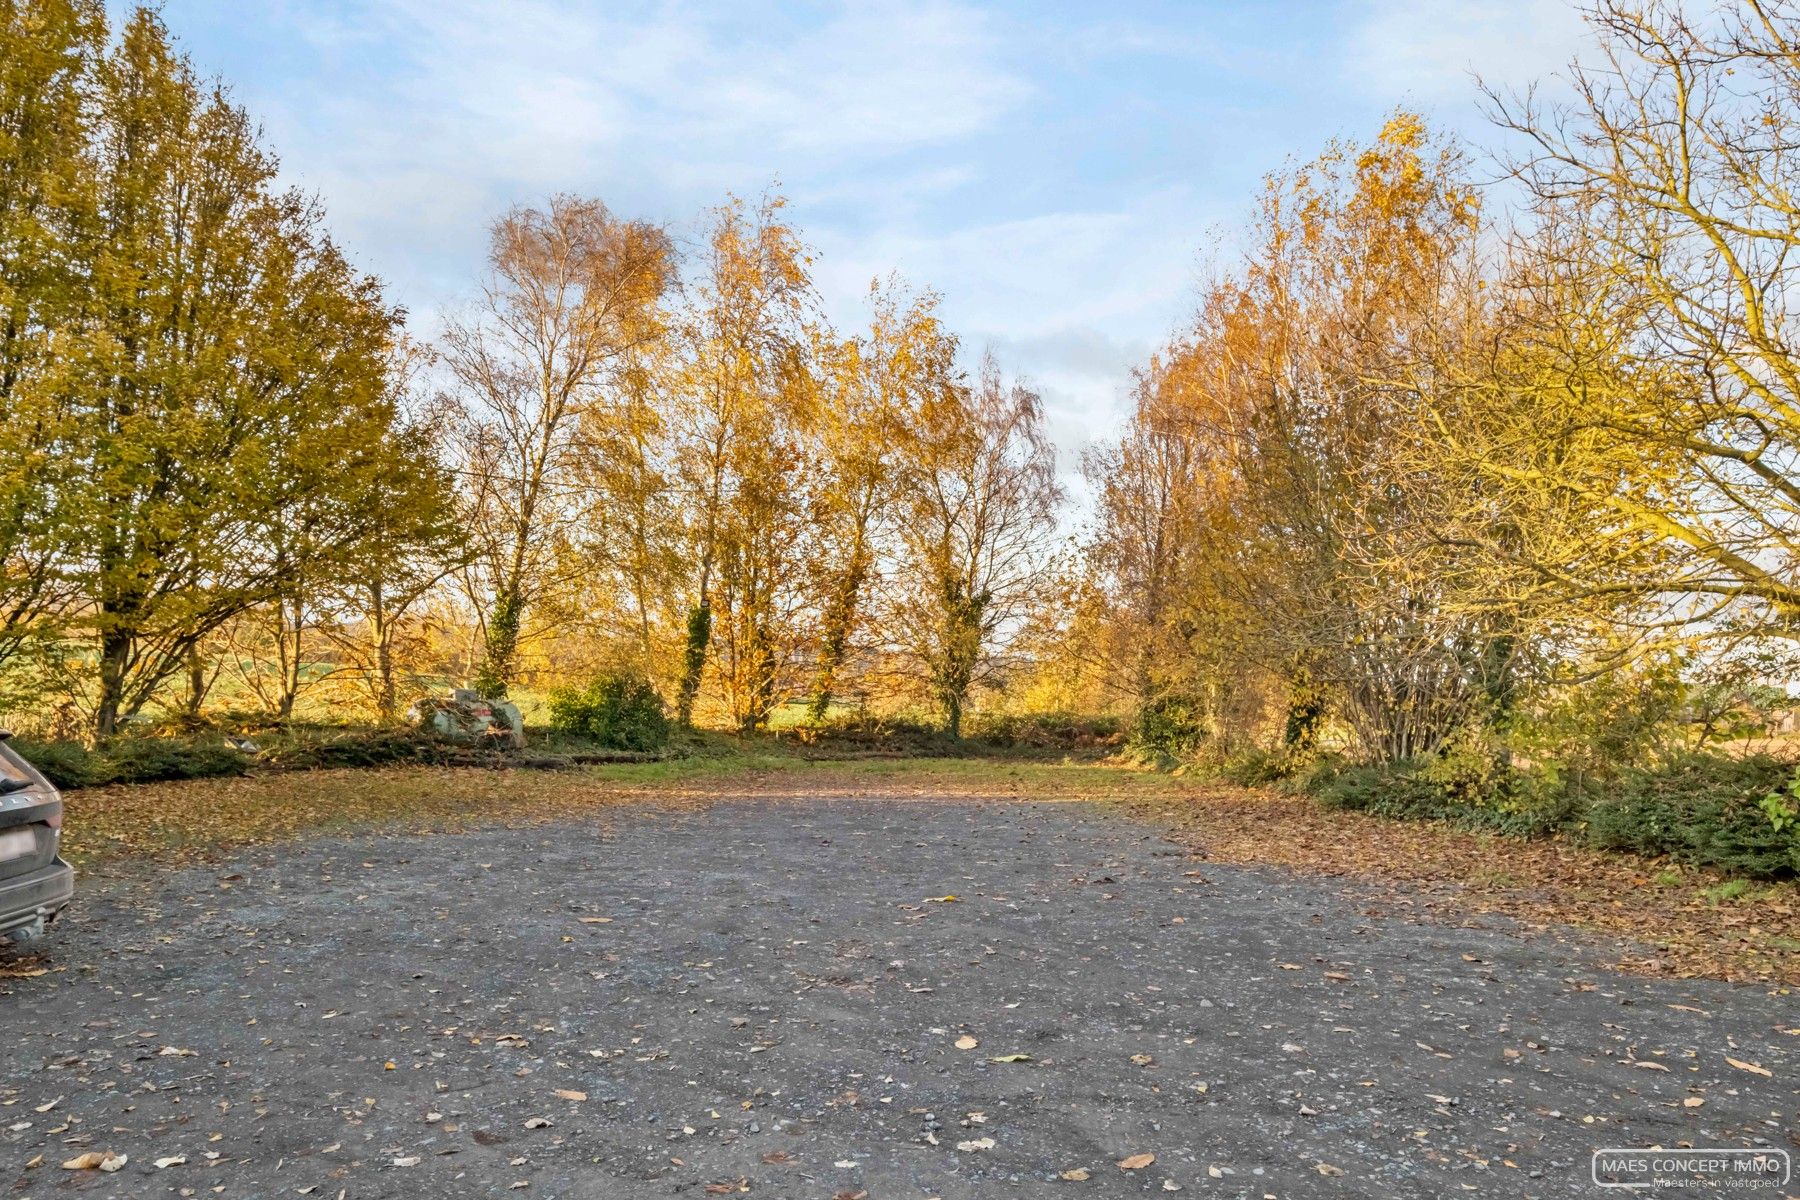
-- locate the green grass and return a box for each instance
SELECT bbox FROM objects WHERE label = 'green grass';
[1704,879,1754,904]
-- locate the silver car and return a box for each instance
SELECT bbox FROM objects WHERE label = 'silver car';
[0,734,73,945]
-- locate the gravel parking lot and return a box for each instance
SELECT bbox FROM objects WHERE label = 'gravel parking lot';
[1,796,1794,1198]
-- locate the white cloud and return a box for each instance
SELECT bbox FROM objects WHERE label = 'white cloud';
[239,0,1029,315]
[810,188,1220,492]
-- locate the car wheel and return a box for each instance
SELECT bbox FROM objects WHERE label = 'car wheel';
[3,917,46,946]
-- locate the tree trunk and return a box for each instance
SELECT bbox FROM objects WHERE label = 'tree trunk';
[676,595,711,728]
[807,534,870,723]
[95,622,130,740]
[182,643,207,720]
[476,586,523,698]
[370,581,397,723]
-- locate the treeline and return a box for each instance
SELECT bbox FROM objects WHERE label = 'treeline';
[0,2,1062,739]
[1070,0,1800,853]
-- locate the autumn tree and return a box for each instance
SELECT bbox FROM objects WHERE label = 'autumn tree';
[50,10,427,737]
[1080,354,1205,712]
[326,412,465,722]
[443,196,673,697]
[570,341,683,678]
[0,0,100,683]
[805,279,959,721]
[665,195,815,729]
[890,355,1061,737]
[1470,0,1800,635]
[1085,115,1525,760]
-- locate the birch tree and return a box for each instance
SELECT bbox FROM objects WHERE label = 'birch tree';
[443,196,672,696]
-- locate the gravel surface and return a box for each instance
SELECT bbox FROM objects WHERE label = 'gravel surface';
[0,796,1795,1199]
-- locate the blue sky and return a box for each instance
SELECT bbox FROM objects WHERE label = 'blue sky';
[141,0,1590,470]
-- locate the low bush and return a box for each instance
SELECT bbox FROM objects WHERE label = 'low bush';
[1312,756,1578,838]
[774,712,955,755]
[1584,753,1800,880]
[1217,745,1301,787]
[251,726,455,771]
[1300,747,1800,875]
[547,671,672,751]
[11,734,249,790]
[966,711,1122,750]
[1314,758,1452,819]
[1128,694,1208,760]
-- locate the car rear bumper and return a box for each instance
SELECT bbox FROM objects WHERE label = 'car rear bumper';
[0,858,73,935]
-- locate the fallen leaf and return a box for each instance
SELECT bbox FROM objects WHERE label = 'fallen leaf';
[63,1152,126,1172]
[1726,1057,1772,1077]
[1060,1167,1091,1180]
[988,1053,1032,1063]
[154,1155,187,1169]
[956,1138,996,1152]
[954,1035,978,1050]
[392,1156,421,1168]
[578,917,613,924]
[1117,1153,1155,1170]
[1317,1163,1345,1177]
[553,1089,588,1101]
[1683,1097,1706,1108]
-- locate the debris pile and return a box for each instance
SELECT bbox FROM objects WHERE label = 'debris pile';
[411,688,525,749]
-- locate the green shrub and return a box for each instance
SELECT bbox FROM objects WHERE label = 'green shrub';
[547,671,671,751]
[1511,654,1689,781]
[774,712,956,755]
[252,726,450,771]
[1315,758,1451,818]
[1128,694,1207,759]
[10,735,249,790]
[1584,753,1800,880]
[1312,755,1572,837]
[967,711,1122,750]
[1218,745,1299,787]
